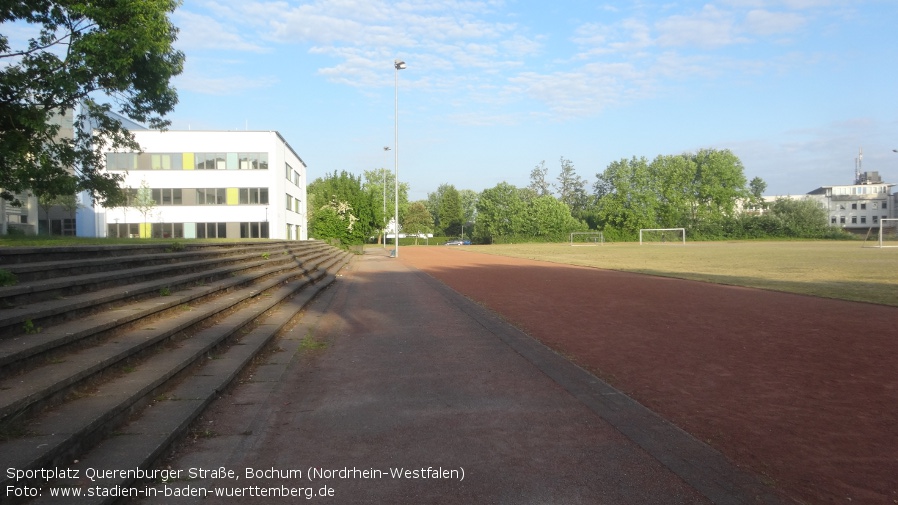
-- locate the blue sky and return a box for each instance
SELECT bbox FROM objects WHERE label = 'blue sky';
[167,0,898,201]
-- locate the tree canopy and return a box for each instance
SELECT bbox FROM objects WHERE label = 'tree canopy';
[0,0,185,206]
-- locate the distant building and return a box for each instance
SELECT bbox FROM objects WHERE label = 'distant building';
[80,129,308,240]
[762,170,896,232]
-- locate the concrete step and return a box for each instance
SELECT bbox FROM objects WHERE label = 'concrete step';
[0,242,352,501]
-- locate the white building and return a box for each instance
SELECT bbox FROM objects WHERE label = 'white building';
[806,171,895,230]
[761,171,896,232]
[80,129,308,240]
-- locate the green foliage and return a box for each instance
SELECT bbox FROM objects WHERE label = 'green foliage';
[437,185,463,236]
[528,160,552,197]
[0,269,17,287]
[362,167,408,239]
[0,0,184,207]
[473,182,586,243]
[309,171,379,245]
[23,319,41,334]
[593,149,752,238]
[555,157,588,214]
[403,201,434,243]
[159,286,171,296]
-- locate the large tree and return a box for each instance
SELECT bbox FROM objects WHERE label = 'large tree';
[0,0,185,207]
[402,201,433,245]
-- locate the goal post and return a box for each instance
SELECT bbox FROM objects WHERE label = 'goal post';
[876,218,898,248]
[639,228,686,245]
[570,232,604,246]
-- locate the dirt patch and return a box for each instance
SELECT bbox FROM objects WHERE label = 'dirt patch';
[400,247,898,505]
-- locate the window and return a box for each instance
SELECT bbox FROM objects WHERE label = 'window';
[285,163,293,180]
[105,152,137,171]
[238,188,269,205]
[152,223,183,238]
[286,194,293,211]
[831,216,837,224]
[874,216,879,224]
[861,216,866,224]
[196,222,227,238]
[851,216,857,224]
[240,222,270,238]
[840,216,846,224]
[851,203,857,210]
[151,154,181,170]
[884,202,888,209]
[861,203,866,210]
[196,188,226,205]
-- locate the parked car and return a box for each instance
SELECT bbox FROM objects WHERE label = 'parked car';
[444,239,464,245]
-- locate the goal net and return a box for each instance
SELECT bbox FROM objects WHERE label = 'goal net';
[570,232,604,246]
[877,219,898,248]
[639,228,686,245]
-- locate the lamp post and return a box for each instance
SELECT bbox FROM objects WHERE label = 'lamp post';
[383,146,390,248]
[393,59,406,257]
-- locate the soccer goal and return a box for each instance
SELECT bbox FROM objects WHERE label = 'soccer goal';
[570,232,604,246]
[875,219,898,248]
[639,228,686,245]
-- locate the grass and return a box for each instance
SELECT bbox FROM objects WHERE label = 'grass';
[299,330,327,351]
[462,240,898,307]
[0,236,270,248]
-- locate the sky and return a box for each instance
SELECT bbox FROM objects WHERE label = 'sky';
[164,0,897,201]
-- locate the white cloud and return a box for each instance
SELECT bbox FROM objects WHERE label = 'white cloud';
[655,5,746,48]
[744,9,806,36]
[172,10,270,52]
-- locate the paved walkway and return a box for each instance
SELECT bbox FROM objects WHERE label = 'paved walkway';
[144,249,784,504]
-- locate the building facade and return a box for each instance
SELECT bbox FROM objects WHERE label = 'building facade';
[806,171,896,231]
[759,171,896,232]
[80,130,308,240]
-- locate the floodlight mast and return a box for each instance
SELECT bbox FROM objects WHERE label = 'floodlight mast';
[393,59,406,257]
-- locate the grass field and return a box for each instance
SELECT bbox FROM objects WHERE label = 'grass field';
[5,237,897,307]
[459,240,898,307]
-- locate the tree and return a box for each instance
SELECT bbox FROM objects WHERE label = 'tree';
[437,185,463,236]
[554,157,588,214]
[528,160,552,197]
[593,156,658,234]
[691,148,749,221]
[403,201,433,245]
[748,176,768,211]
[524,195,587,239]
[132,180,155,238]
[0,0,185,207]
[458,189,478,239]
[309,171,381,245]
[473,182,527,243]
[649,154,697,228]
